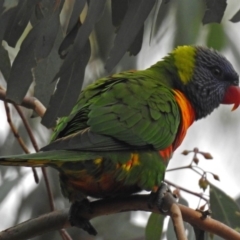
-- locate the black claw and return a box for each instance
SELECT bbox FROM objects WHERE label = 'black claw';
[69,199,97,236]
[148,182,177,213]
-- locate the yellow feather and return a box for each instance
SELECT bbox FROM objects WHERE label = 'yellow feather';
[121,153,140,172]
[173,45,196,84]
[94,158,103,164]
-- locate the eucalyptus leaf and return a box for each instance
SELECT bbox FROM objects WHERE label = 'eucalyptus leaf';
[3,0,37,47]
[145,213,165,240]
[206,24,226,50]
[174,0,203,46]
[2,0,19,11]
[105,0,156,72]
[0,45,11,81]
[33,29,63,109]
[0,3,19,41]
[202,0,227,25]
[210,184,240,230]
[55,0,106,81]
[111,0,128,28]
[6,1,62,103]
[230,9,240,23]
[42,40,91,128]
[66,0,86,34]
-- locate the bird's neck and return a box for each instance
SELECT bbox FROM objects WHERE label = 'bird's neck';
[147,55,181,88]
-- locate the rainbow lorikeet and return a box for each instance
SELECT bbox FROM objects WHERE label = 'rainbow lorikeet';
[1,46,240,234]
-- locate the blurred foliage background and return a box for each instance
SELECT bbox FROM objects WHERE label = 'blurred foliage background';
[1,0,240,239]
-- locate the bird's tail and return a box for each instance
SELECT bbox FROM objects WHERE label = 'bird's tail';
[0,151,58,167]
[0,150,99,168]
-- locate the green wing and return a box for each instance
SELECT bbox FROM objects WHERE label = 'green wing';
[45,70,180,152]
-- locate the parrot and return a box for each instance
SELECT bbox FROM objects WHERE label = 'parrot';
[1,45,240,235]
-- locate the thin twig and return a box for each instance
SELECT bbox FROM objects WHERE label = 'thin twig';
[167,164,204,176]
[13,104,40,151]
[4,102,39,182]
[0,195,239,240]
[12,104,40,183]
[166,165,191,172]
[13,104,55,212]
[190,167,205,176]
[41,168,55,211]
[165,179,209,202]
[4,102,30,154]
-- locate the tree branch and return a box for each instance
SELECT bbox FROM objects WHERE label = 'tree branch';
[163,192,187,240]
[0,195,239,240]
[0,88,46,117]
[170,203,187,240]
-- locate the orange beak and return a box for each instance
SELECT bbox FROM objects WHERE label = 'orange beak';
[221,86,240,111]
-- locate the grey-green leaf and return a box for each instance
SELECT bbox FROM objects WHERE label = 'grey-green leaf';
[42,40,91,128]
[0,45,11,81]
[3,0,37,47]
[33,29,63,109]
[206,24,226,50]
[6,2,62,103]
[230,9,240,23]
[145,213,165,240]
[66,0,86,33]
[55,0,106,80]
[202,0,227,25]
[111,0,128,28]
[105,0,156,72]
[210,184,240,229]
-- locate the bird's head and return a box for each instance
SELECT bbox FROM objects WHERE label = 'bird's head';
[171,45,240,120]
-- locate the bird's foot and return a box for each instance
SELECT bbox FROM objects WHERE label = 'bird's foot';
[148,182,177,213]
[69,199,97,236]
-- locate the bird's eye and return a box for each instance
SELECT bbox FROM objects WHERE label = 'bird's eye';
[211,67,222,77]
